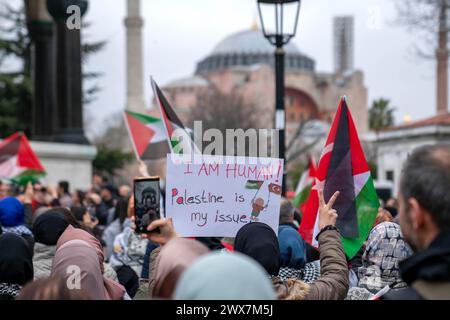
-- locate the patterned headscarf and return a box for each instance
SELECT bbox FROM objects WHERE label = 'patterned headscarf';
[278,260,321,283]
[358,222,413,293]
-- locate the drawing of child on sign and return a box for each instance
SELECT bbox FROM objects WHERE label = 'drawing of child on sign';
[246,180,281,222]
[250,197,266,222]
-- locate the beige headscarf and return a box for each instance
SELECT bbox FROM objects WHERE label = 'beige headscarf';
[52,225,126,300]
[152,238,210,298]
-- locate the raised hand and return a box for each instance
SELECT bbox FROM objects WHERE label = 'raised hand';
[318,189,340,231]
[24,182,34,204]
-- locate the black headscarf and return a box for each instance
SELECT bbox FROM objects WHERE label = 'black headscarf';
[0,233,33,285]
[33,210,69,246]
[234,222,280,276]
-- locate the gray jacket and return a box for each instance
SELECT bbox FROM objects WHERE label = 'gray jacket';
[33,242,56,280]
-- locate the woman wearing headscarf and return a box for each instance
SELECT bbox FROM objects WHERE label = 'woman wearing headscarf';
[151,238,210,299]
[346,222,413,300]
[0,196,34,250]
[234,190,349,300]
[32,210,69,279]
[234,222,310,299]
[277,225,320,284]
[51,225,127,300]
[174,252,276,300]
[0,233,33,300]
[18,277,92,300]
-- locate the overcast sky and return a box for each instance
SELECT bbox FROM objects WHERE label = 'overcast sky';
[6,0,446,137]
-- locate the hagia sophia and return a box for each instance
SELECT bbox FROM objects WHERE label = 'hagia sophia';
[154,17,369,148]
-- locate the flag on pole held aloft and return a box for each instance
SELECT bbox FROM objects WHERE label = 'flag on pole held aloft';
[123,110,169,160]
[299,97,379,259]
[0,132,46,185]
[292,156,316,214]
[150,77,200,155]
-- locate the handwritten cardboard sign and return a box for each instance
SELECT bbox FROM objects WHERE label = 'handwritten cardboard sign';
[165,155,284,237]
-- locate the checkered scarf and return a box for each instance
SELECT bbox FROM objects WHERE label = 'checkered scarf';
[358,222,412,293]
[278,260,321,284]
[1,225,33,237]
[0,283,21,300]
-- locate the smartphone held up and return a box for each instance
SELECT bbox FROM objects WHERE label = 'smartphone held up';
[133,176,161,233]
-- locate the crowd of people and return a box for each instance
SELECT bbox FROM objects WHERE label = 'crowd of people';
[0,144,449,300]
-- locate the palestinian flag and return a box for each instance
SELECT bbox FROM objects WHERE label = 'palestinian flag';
[292,156,316,214]
[123,110,169,160]
[245,180,264,190]
[0,132,46,185]
[151,77,200,155]
[299,98,379,259]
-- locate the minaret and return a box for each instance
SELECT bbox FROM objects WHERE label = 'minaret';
[124,0,146,113]
[436,3,448,115]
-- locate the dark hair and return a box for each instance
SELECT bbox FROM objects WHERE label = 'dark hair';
[279,199,294,224]
[114,197,130,226]
[70,206,87,222]
[75,190,86,204]
[48,207,82,229]
[58,181,70,194]
[93,172,108,183]
[17,277,91,300]
[400,144,450,230]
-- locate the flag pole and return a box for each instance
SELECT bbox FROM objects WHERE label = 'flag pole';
[122,111,141,162]
[150,76,174,154]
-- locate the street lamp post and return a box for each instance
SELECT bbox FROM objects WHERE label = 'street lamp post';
[257,0,301,196]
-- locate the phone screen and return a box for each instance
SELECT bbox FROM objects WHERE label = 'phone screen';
[134,176,161,233]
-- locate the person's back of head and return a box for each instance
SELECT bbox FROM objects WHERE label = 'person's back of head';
[399,144,450,251]
[70,206,87,223]
[58,181,70,195]
[33,210,69,246]
[113,197,130,226]
[174,252,276,300]
[234,222,280,276]
[0,197,25,227]
[278,225,306,269]
[0,233,33,287]
[17,276,91,300]
[279,198,295,225]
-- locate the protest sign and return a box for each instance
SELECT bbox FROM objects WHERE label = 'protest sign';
[165,155,284,237]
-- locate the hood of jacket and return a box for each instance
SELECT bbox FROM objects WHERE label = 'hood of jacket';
[32,242,56,279]
[400,229,450,284]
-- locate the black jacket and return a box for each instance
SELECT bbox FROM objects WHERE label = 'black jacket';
[384,229,450,300]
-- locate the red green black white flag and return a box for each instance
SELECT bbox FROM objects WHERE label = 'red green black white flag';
[292,156,316,214]
[123,110,169,160]
[150,77,200,155]
[0,132,46,185]
[299,97,379,259]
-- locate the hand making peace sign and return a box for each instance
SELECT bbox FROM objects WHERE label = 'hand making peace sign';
[318,189,340,231]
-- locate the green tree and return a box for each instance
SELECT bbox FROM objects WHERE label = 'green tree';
[92,146,133,178]
[0,3,32,137]
[0,3,106,138]
[369,98,396,134]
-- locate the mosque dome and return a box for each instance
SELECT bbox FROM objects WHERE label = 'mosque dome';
[196,28,315,75]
